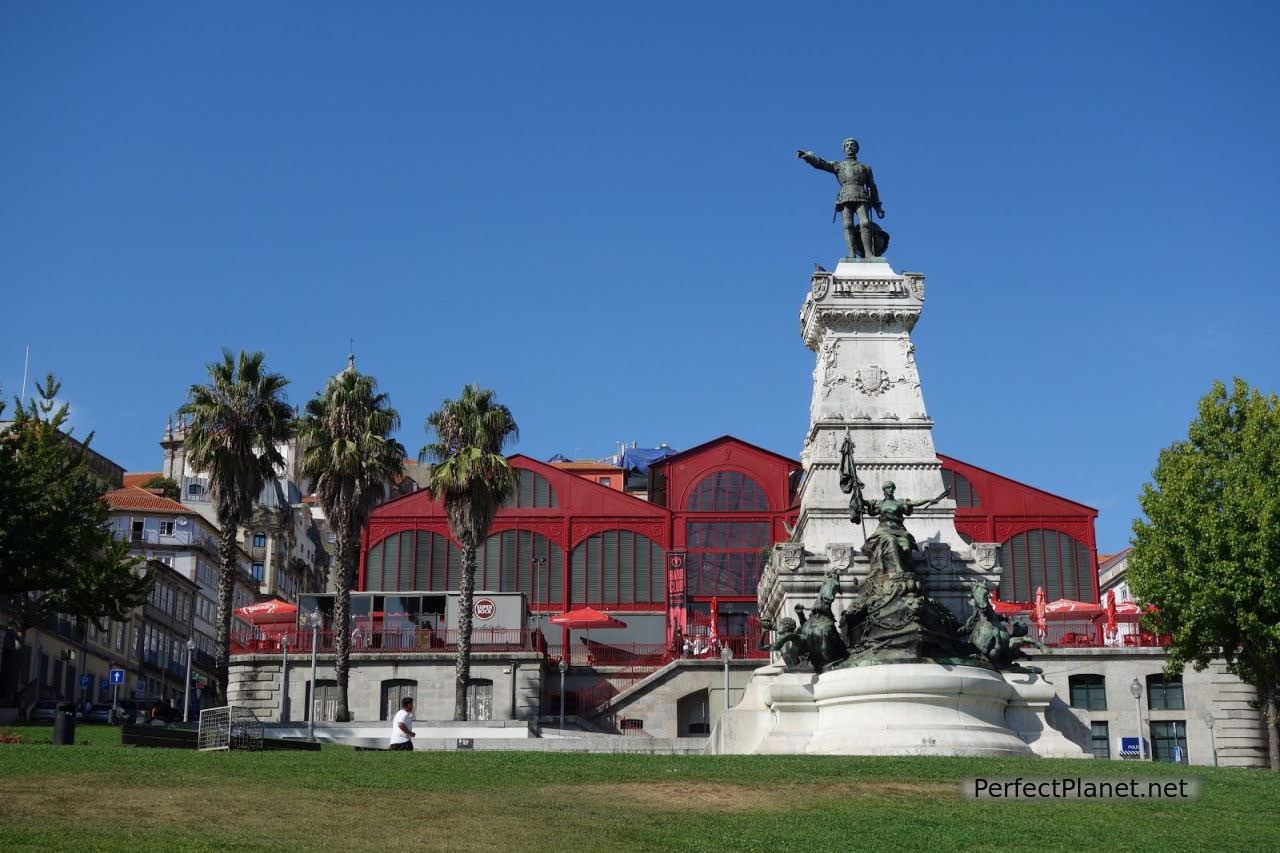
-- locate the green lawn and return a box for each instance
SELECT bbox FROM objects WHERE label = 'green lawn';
[2,724,1277,852]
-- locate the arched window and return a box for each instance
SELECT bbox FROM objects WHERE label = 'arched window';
[571,530,666,605]
[365,531,461,592]
[941,469,981,508]
[380,679,416,720]
[477,530,563,604]
[997,528,1094,604]
[466,679,493,720]
[686,470,769,512]
[310,679,338,723]
[502,469,559,509]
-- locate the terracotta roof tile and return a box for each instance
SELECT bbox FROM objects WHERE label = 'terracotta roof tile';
[122,472,163,488]
[105,486,195,514]
[550,462,625,472]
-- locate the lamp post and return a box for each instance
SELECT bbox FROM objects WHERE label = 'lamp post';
[1130,677,1145,760]
[280,633,290,723]
[307,611,321,741]
[1207,716,1218,767]
[721,644,734,713]
[558,658,568,730]
[182,638,194,723]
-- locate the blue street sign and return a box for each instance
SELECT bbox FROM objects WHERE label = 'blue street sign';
[109,668,125,685]
[79,674,91,687]
[100,679,108,691]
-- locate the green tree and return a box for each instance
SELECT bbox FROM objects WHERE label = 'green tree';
[141,475,180,500]
[419,384,518,720]
[1130,378,1280,770]
[179,351,294,702]
[298,357,405,722]
[0,376,153,703]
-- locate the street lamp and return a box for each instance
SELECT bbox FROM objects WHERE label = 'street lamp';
[1129,677,1145,760]
[307,610,322,741]
[558,658,568,730]
[182,638,195,723]
[1207,716,1218,767]
[721,645,734,713]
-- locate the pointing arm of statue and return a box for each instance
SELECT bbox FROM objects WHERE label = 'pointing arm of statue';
[797,150,836,174]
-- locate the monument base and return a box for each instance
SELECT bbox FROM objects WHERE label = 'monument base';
[709,662,1088,758]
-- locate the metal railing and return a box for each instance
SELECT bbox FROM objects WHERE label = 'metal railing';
[230,627,537,656]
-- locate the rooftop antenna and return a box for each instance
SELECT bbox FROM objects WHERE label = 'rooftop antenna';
[20,344,29,403]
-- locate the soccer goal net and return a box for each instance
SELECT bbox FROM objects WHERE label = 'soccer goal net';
[198,705,264,751]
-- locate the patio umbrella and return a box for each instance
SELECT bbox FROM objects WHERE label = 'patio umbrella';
[1114,601,1157,615]
[1104,590,1119,637]
[1043,598,1103,616]
[235,599,298,624]
[989,588,1031,616]
[1033,587,1047,638]
[549,607,628,629]
[709,597,720,641]
[550,607,627,665]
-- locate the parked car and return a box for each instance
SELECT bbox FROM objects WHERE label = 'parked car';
[27,700,65,723]
[83,704,114,724]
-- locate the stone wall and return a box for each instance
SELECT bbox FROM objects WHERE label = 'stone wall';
[229,651,544,723]
[599,659,758,739]
[1035,648,1268,768]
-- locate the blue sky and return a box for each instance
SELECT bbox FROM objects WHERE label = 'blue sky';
[2,2,1278,552]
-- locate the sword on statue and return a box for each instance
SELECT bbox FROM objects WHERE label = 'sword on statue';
[838,423,869,540]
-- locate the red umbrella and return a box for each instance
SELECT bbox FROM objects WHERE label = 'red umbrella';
[1033,587,1047,638]
[549,607,627,629]
[1115,601,1158,615]
[989,589,1031,616]
[709,597,720,641]
[235,599,298,624]
[1104,590,1119,637]
[550,607,626,666]
[1044,598,1102,616]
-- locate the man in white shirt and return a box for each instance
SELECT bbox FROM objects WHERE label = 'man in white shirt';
[389,697,416,751]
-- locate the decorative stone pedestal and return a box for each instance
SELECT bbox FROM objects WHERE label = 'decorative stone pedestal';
[707,257,1088,759]
[714,663,1033,756]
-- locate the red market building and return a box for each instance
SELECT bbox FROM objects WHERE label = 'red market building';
[357,437,1098,660]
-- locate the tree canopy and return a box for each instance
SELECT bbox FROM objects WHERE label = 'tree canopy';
[141,475,180,500]
[1130,377,1280,769]
[0,375,153,643]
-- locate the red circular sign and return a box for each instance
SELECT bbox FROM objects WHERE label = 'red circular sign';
[474,598,496,620]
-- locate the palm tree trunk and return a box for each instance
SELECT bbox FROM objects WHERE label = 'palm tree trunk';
[1268,685,1280,772]
[333,531,354,723]
[215,522,239,705]
[455,543,477,721]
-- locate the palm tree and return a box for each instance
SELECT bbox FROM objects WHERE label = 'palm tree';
[180,350,294,703]
[298,356,405,722]
[420,384,518,720]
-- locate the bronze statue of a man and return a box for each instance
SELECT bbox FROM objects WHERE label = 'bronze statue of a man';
[797,138,887,259]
